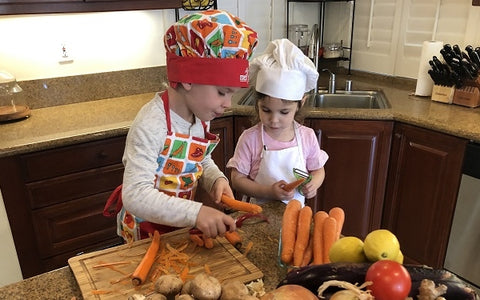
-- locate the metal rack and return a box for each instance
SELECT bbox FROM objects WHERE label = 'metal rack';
[286,0,355,74]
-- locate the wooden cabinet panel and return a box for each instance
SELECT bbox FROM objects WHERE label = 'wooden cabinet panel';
[20,136,126,182]
[0,136,126,278]
[209,117,234,178]
[26,164,124,209]
[32,191,119,258]
[383,123,466,268]
[310,119,393,239]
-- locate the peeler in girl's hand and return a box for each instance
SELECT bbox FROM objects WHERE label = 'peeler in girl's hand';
[293,168,312,195]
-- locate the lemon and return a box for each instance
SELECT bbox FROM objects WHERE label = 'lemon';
[393,249,404,264]
[363,229,400,262]
[329,236,368,263]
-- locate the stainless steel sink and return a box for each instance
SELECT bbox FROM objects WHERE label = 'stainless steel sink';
[307,90,391,109]
[237,88,390,109]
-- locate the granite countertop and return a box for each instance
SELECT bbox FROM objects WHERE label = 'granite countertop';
[0,201,287,299]
[1,75,480,158]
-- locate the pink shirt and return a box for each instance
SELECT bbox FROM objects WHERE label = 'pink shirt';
[226,122,329,179]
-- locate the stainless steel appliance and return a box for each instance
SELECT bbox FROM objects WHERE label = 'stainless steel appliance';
[444,142,480,293]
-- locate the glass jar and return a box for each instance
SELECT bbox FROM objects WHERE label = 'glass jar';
[288,24,310,55]
[323,43,343,59]
[0,70,30,122]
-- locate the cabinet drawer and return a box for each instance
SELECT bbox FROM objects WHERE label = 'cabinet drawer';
[20,136,126,182]
[26,164,124,209]
[32,191,119,258]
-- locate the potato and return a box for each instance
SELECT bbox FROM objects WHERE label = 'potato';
[260,284,318,300]
[220,280,250,300]
[175,295,194,300]
[145,293,167,300]
[190,273,222,300]
[154,274,184,297]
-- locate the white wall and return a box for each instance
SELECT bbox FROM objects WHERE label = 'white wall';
[0,10,174,81]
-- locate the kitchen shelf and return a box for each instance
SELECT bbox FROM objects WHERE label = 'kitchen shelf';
[287,0,355,74]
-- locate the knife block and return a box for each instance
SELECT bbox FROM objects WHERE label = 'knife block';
[431,85,454,104]
[453,77,480,108]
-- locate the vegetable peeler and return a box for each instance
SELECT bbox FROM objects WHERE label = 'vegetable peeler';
[293,168,312,195]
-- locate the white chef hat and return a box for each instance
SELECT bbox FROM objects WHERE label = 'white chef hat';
[250,38,319,101]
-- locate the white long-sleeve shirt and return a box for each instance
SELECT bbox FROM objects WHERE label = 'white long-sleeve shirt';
[121,92,225,228]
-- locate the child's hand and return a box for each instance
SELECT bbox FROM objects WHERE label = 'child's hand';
[196,206,236,238]
[210,177,234,204]
[273,180,294,200]
[301,168,326,199]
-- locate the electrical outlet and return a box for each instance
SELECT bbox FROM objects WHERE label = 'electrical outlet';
[59,42,74,64]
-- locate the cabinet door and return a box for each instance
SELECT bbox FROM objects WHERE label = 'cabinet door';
[382,123,466,268]
[310,119,393,239]
[209,117,234,178]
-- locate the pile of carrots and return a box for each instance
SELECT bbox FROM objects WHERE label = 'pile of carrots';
[280,200,345,267]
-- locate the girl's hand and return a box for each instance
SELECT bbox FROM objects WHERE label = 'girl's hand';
[210,177,233,204]
[301,168,326,199]
[196,205,236,238]
[273,180,294,200]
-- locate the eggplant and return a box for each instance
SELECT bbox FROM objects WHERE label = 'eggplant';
[278,263,479,300]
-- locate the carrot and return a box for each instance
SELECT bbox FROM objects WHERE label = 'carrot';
[131,230,161,286]
[293,205,313,266]
[301,236,314,267]
[204,264,212,274]
[189,233,204,247]
[203,236,214,249]
[280,199,302,265]
[322,216,337,264]
[224,231,242,249]
[220,194,262,214]
[329,207,345,240]
[312,210,329,265]
[171,143,185,156]
[179,266,190,282]
[243,241,254,257]
[282,178,306,192]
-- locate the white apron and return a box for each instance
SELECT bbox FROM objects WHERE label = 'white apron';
[253,123,307,206]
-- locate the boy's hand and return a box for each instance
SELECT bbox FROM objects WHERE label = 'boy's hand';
[210,177,233,204]
[195,205,236,238]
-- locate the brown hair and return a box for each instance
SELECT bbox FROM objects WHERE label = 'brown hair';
[250,91,306,125]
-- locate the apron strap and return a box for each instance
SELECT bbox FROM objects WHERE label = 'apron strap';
[103,184,123,217]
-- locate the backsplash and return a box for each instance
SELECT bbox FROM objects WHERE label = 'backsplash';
[18,66,168,109]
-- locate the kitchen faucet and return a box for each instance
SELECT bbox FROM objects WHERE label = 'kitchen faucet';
[322,68,336,94]
[308,24,320,94]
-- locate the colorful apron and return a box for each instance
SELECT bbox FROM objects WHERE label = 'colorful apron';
[253,124,307,206]
[104,91,219,242]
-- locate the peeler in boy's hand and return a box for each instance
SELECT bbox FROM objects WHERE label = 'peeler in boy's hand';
[292,168,312,195]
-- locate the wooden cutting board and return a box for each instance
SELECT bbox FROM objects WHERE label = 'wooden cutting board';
[68,228,263,299]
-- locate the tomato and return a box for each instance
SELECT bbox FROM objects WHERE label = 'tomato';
[365,260,412,300]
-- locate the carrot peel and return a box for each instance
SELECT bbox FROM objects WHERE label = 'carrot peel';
[131,230,161,286]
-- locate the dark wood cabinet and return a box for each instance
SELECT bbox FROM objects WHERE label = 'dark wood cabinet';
[209,116,235,181]
[382,122,467,268]
[0,0,181,15]
[0,136,126,278]
[309,119,393,239]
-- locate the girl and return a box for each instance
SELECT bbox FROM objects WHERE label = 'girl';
[227,39,328,207]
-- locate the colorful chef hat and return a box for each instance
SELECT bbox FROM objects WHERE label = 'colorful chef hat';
[164,9,258,88]
[250,39,318,101]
